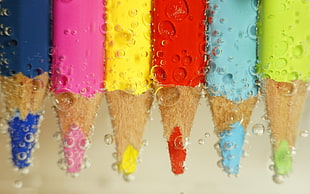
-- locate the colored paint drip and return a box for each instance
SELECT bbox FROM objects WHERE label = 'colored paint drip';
[63,126,89,173]
[207,0,258,102]
[8,113,40,169]
[152,0,207,87]
[219,122,245,175]
[168,127,186,175]
[118,145,139,175]
[273,140,292,175]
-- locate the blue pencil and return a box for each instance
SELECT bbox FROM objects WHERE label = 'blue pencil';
[0,0,50,170]
[206,0,258,175]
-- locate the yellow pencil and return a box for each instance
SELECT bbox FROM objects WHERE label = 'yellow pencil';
[104,0,153,179]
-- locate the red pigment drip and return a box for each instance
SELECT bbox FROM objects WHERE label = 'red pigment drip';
[168,126,186,175]
[152,0,207,87]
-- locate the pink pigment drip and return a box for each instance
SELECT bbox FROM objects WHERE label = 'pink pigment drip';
[51,0,105,98]
[63,126,88,173]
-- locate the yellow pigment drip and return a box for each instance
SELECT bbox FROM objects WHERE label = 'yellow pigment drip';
[105,0,152,95]
[118,145,139,175]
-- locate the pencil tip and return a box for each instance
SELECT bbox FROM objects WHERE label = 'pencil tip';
[168,127,186,175]
[62,126,89,174]
[8,113,40,169]
[118,144,139,175]
[273,140,292,175]
[219,122,245,175]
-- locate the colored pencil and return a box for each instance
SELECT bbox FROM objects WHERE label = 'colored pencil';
[105,0,153,177]
[257,1,310,177]
[206,0,258,175]
[51,0,104,175]
[0,0,50,171]
[152,0,207,175]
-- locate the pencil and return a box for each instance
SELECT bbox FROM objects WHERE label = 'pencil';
[51,0,104,175]
[206,0,258,175]
[257,1,310,178]
[152,0,207,175]
[0,0,50,171]
[104,0,153,178]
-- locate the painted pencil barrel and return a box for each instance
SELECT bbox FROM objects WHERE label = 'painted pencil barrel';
[0,0,50,77]
[52,0,105,98]
[152,0,206,87]
[257,0,310,82]
[105,0,152,95]
[207,0,258,102]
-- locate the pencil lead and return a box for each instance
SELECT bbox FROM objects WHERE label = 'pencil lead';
[8,113,40,169]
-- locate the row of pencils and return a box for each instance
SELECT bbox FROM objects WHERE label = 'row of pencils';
[0,0,309,181]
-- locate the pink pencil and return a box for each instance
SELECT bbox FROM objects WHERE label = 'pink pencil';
[51,0,105,176]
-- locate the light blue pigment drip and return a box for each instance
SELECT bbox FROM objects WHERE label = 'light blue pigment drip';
[219,122,245,175]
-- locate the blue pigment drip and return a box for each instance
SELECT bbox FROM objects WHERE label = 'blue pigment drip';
[219,122,245,175]
[8,113,40,169]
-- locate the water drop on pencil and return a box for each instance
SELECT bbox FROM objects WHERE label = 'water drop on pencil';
[142,139,149,147]
[123,174,135,182]
[111,162,118,171]
[13,179,23,189]
[205,132,211,138]
[269,164,275,171]
[272,174,285,184]
[299,129,309,137]
[251,123,265,135]
[104,134,114,145]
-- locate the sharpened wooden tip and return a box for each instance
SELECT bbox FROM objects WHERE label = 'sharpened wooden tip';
[157,86,201,140]
[106,90,153,163]
[207,93,257,132]
[264,78,308,149]
[54,92,103,138]
[0,72,49,119]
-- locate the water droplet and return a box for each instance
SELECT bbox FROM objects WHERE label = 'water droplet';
[198,139,205,145]
[55,92,75,111]
[293,45,304,58]
[123,174,135,182]
[53,132,62,142]
[64,137,74,148]
[104,134,114,145]
[173,136,184,149]
[17,152,27,161]
[204,132,211,138]
[57,158,67,171]
[300,129,309,137]
[217,160,223,168]
[252,124,265,135]
[142,139,149,147]
[158,20,176,38]
[24,132,35,143]
[115,50,125,57]
[173,67,187,82]
[111,162,118,171]
[223,141,234,150]
[156,87,180,106]
[128,9,138,17]
[273,174,285,184]
[13,179,23,189]
[166,0,189,22]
